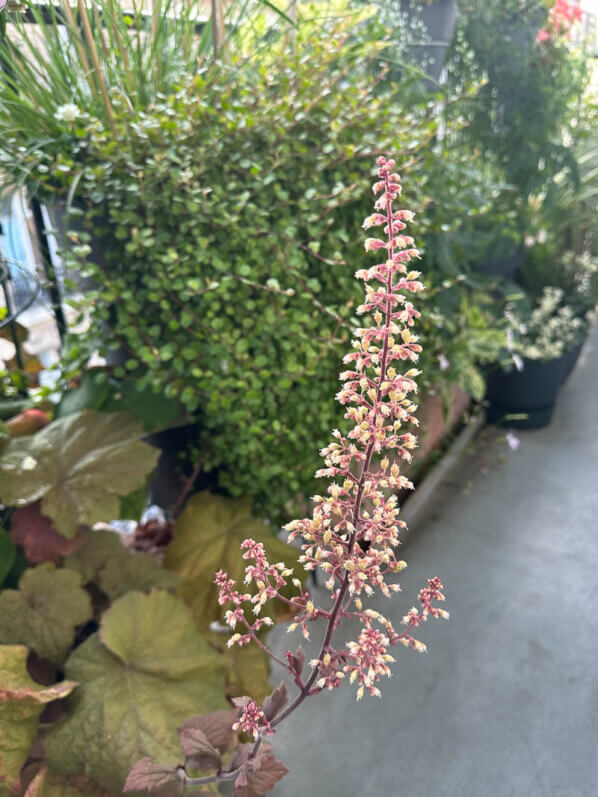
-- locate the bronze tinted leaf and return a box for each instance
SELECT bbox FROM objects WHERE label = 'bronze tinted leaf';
[10,502,84,565]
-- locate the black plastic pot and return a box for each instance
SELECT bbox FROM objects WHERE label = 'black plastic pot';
[485,354,568,429]
[400,0,459,84]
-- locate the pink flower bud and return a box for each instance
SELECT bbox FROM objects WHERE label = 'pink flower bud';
[364,237,388,252]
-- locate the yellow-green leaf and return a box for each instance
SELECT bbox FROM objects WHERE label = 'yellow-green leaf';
[0,411,160,538]
[0,646,76,797]
[64,529,178,600]
[44,591,227,794]
[206,630,272,704]
[0,564,92,664]
[164,492,301,630]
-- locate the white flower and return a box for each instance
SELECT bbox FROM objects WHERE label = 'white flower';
[437,354,450,371]
[524,235,536,248]
[506,432,520,451]
[55,103,81,123]
[512,353,524,372]
[537,229,547,244]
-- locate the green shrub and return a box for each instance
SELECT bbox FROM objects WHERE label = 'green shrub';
[2,13,505,520]
[40,23,463,520]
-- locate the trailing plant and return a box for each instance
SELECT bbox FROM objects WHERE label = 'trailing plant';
[0,5,507,520]
[519,247,598,319]
[505,286,587,363]
[125,157,448,796]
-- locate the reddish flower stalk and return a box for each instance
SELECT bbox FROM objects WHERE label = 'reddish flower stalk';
[208,155,448,788]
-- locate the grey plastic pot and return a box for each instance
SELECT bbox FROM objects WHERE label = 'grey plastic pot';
[400,0,459,84]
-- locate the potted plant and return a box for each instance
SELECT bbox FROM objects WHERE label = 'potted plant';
[485,286,587,428]
[518,247,598,382]
[399,0,459,82]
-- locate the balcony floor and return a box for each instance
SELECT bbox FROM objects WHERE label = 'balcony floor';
[269,325,598,797]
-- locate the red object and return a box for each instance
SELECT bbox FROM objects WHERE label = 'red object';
[5,408,51,438]
[537,0,583,42]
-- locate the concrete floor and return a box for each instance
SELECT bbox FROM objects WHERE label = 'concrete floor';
[268,326,598,797]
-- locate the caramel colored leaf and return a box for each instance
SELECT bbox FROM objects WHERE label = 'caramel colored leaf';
[98,550,178,601]
[0,564,92,664]
[178,727,221,772]
[165,492,301,630]
[10,502,84,565]
[123,758,183,796]
[178,710,236,755]
[0,646,76,797]
[0,410,160,538]
[44,591,227,794]
[262,683,288,722]
[63,529,125,584]
[233,746,289,797]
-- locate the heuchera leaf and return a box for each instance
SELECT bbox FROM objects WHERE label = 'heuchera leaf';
[98,549,178,601]
[123,758,183,796]
[64,529,178,600]
[177,727,221,772]
[205,631,272,703]
[262,683,288,722]
[24,764,113,797]
[0,564,92,664]
[0,645,76,797]
[0,410,160,538]
[178,710,236,756]
[44,591,227,794]
[0,528,16,586]
[10,502,84,565]
[233,745,288,797]
[165,492,302,630]
[63,529,126,584]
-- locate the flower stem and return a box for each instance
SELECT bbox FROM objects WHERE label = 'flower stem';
[272,167,398,728]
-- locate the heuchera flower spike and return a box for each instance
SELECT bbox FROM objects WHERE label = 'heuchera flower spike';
[215,155,448,735]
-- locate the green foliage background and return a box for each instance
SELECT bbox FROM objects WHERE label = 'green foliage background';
[22,25,431,518]
[0,2,585,522]
[17,20,501,520]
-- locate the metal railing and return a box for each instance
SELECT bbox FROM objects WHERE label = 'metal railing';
[0,255,42,372]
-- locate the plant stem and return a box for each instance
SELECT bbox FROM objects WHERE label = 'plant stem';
[172,457,203,519]
[194,166,408,789]
[272,167,397,729]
